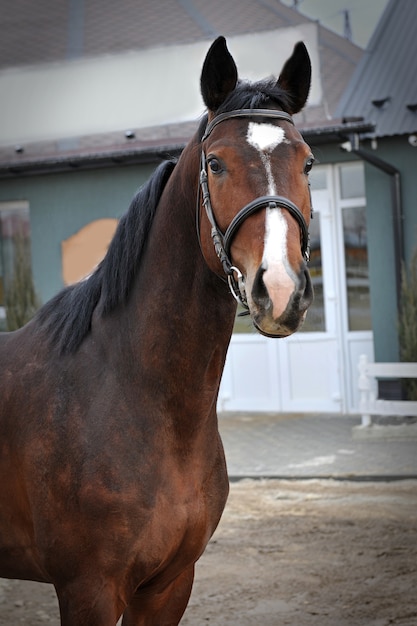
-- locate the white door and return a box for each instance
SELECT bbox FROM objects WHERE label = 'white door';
[276,187,343,412]
[219,163,374,414]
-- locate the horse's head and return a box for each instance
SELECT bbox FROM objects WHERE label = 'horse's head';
[198,37,314,337]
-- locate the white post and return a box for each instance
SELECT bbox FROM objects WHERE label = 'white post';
[358,354,372,427]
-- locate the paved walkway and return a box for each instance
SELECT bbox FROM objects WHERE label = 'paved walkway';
[218,413,417,480]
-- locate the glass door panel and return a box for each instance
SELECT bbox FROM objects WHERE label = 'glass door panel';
[342,205,372,331]
[300,212,325,332]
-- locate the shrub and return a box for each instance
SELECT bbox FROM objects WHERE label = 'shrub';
[5,233,41,331]
[398,248,417,400]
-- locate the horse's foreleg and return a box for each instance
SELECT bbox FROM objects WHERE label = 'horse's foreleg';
[55,578,125,626]
[122,565,194,626]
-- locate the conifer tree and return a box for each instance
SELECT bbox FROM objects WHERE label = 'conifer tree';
[5,233,40,331]
[398,248,417,400]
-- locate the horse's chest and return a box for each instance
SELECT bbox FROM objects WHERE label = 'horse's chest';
[144,472,228,565]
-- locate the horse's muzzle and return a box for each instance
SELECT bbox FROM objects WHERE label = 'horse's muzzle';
[249,263,314,338]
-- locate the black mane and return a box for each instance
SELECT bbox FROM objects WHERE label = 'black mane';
[36,159,176,354]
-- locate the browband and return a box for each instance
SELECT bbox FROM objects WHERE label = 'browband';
[202,108,294,141]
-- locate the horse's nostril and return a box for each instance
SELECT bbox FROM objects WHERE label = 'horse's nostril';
[251,266,270,308]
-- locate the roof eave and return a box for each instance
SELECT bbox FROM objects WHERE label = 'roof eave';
[0,122,376,179]
[300,121,376,145]
[0,144,185,179]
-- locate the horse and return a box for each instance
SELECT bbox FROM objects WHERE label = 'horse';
[0,36,313,625]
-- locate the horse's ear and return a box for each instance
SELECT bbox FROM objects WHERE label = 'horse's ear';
[200,36,238,112]
[277,42,311,114]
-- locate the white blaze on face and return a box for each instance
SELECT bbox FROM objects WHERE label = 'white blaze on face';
[246,122,287,152]
[263,206,288,270]
[246,121,296,318]
[246,122,288,194]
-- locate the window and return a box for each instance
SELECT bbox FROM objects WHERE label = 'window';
[309,167,327,191]
[0,201,33,330]
[342,205,371,330]
[299,212,325,332]
[338,164,371,331]
[339,162,365,199]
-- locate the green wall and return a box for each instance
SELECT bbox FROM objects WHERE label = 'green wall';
[0,163,156,304]
[362,136,417,362]
[306,138,417,363]
[364,159,398,362]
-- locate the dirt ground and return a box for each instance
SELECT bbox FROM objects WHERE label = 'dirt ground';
[0,479,416,626]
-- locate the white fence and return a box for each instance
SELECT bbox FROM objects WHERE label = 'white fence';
[358,354,417,426]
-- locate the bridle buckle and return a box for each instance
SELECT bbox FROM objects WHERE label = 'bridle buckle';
[227,266,247,308]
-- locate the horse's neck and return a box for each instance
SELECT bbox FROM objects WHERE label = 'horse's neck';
[101,147,236,417]
[137,157,236,352]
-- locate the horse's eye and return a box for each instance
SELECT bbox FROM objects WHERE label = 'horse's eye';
[208,158,222,174]
[304,157,315,174]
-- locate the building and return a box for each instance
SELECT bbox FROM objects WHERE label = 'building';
[1,0,414,413]
[334,0,417,401]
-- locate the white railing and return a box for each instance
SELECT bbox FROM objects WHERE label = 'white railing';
[358,354,417,426]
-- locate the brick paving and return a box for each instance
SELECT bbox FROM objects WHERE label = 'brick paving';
[218,413,417,480]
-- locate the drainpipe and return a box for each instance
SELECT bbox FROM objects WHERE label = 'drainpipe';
[347,134,404,310]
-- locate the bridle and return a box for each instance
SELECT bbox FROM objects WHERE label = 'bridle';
[197,108,311,311]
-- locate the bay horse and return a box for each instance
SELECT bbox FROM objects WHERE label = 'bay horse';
[0,37,313,624]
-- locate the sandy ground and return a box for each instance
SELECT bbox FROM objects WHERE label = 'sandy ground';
[0,479,416,625]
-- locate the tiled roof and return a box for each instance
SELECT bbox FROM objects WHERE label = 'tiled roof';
[0,1,308,68]
[336,0,417,137]
[0,0,363,170]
